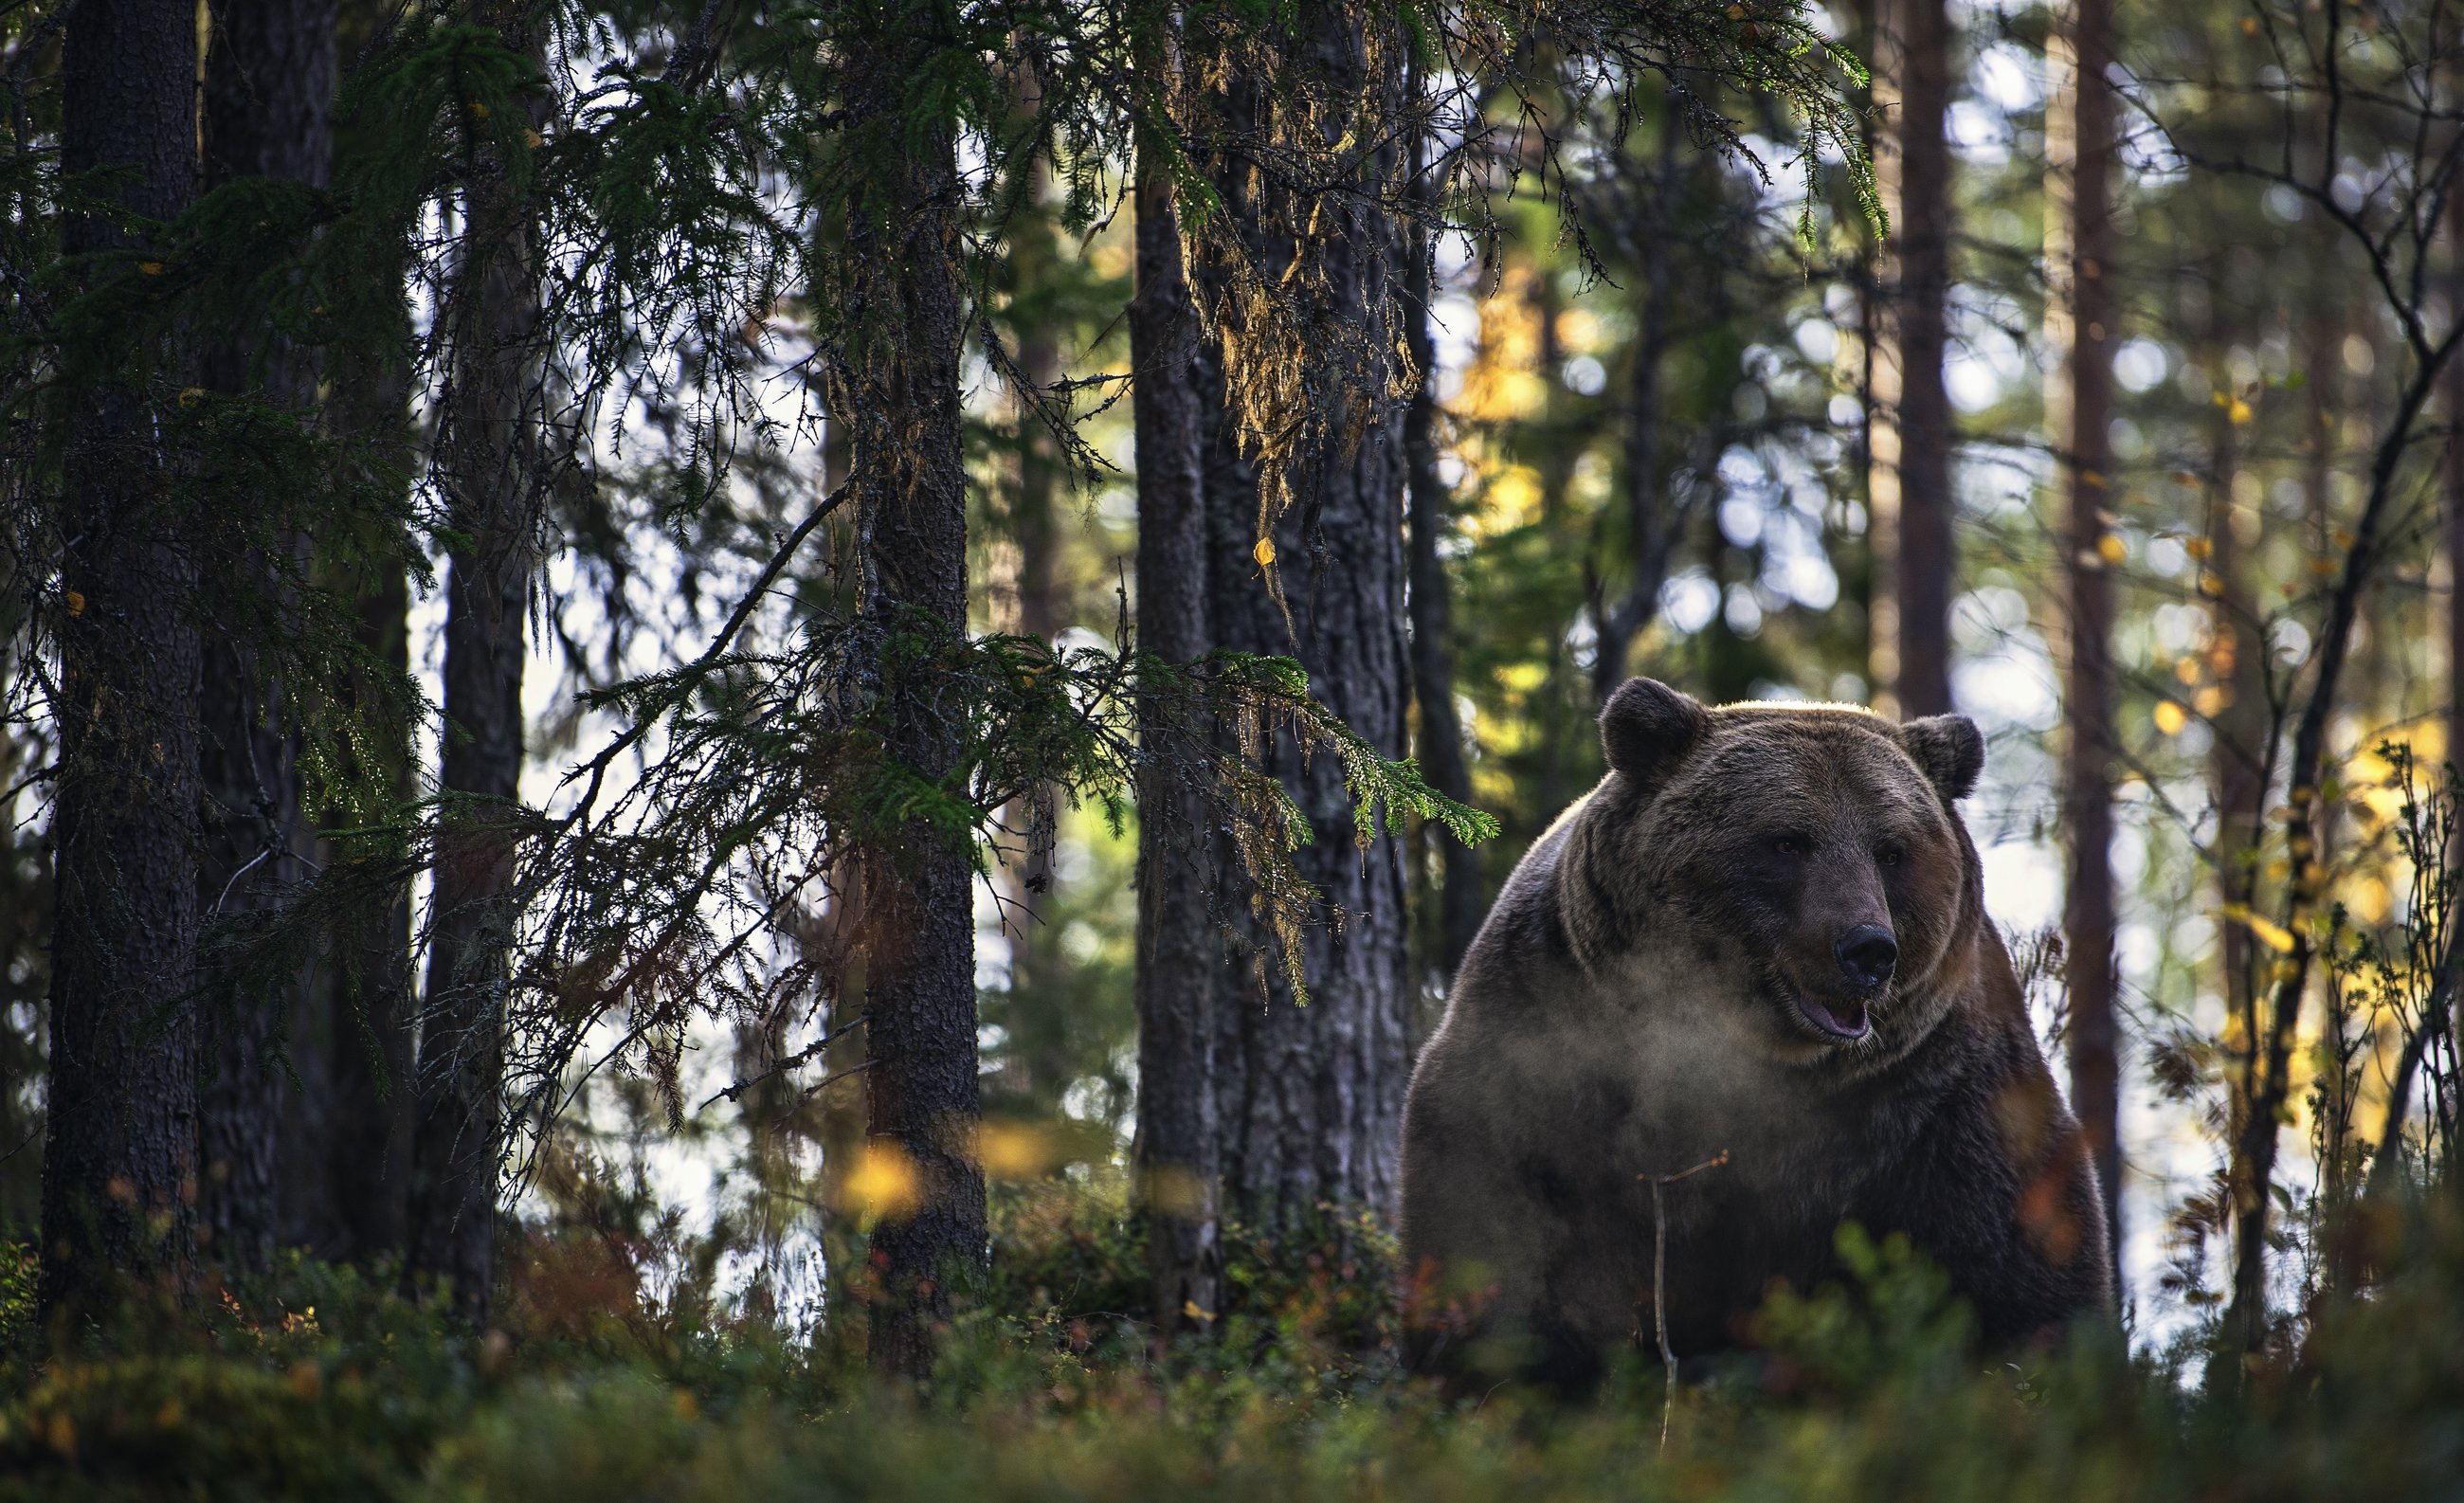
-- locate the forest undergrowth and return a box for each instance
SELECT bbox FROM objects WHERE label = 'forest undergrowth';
[3,1177,2460,1502]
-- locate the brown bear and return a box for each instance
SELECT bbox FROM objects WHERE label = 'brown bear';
[1400,678,2112,1386]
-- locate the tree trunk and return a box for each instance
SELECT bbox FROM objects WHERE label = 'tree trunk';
[1200,38,1413,1238]
[1403,143,1481,985]
[2449,188,2464,791]
[825,12,986,1377]
[289,557,417,1263]
[39,0,204,1331]
[2048,0,2122,1277]
[406,57,549,1322]
[1869,0,1954,718]
[1131,132,1223,1339]
[1590,124,1680,712]
[193,0,340,1278]
[995,127,1062,1105]
[2204,391,2266,1181]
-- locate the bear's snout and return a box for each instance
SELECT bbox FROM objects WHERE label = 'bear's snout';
[1834,924,1898,993]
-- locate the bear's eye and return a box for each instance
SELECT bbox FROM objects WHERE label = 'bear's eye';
[1876,842,1905,868]
[1772,834,1806,857]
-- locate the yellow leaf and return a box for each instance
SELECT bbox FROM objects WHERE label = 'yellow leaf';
[2221,902,2297,954]
[2194,685,2230,716]
[138,262,165,276]
[2173,658,2200,685]
[469,100,491,118]
[2096,534,2128,566]
[177,387,205,407]
[63,589,84,617]
[2227,397,2253,424]
[1253,536,1276,567]
[1184,1299,1217,1322]
[525,129,545,149]
[2183,535,2213,559]
[2152,700,2186,735]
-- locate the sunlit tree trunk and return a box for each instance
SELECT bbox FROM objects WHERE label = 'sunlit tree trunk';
[407,30,550,1322]
[194,0,339,1278]
[2047,0,2122,1278]
[39,0,204,1331]
[1200,29,1413,1237]
[824,4,986,1377]
[1132,120,1223,1338]
[1869,0,1954,718]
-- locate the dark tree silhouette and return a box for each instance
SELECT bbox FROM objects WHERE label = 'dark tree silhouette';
[39,0,205,1331]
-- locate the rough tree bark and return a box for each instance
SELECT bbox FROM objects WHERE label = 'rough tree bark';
[1199,33,1413,1237]
[1868,0,1954,718]
[39,0,204,1331]
[406,44,549,1322]
[193,0,340,1277]
[825,6,986,1378]
[1131,128,1223,1338]
[2047,0,2122,1276]
[1403,136,1481,985]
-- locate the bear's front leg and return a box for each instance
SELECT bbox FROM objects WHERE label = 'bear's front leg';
[1854,1047,2116,1347]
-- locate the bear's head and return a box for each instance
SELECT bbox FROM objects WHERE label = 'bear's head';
[1563,677,1987,1063]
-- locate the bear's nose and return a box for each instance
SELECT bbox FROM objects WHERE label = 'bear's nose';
[1835,924,1897,990]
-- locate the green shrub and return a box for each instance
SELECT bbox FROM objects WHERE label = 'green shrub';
[4,1187,2463,1501]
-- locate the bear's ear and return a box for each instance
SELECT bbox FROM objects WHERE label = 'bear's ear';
[1600,677,1708,791]
[1902,714,1984,801]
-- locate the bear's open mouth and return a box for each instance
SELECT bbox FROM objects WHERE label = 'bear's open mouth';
[1794,990,1872,1042]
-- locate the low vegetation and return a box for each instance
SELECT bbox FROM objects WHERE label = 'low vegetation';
[6,1179,2461,1501]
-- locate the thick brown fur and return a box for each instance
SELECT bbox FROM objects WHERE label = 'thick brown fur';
[1401,679,2111,1388]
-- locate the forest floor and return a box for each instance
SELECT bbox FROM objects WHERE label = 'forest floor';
[2,1183,2460,1501]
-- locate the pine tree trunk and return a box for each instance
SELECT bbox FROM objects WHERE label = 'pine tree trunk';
[1869,0,1954,718]
[39,0,204,1331]
[1590,122,1681,714]
[2448,189,2464,788]
[1404,153,1481,985]
[1131,135,1223,1338]
[406,64,549,1322]
[290,558,416,1262]
[998,136,1061,1094]
[2048,0,2122,1271]
[194,0,340,1278]
[826,14,986,1377]
[2204,396,2265,1150]
[1200,32,1413,1237]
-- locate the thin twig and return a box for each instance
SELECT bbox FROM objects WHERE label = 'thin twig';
[1640,1150,1729,1453]
[699,1012,868,1110]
